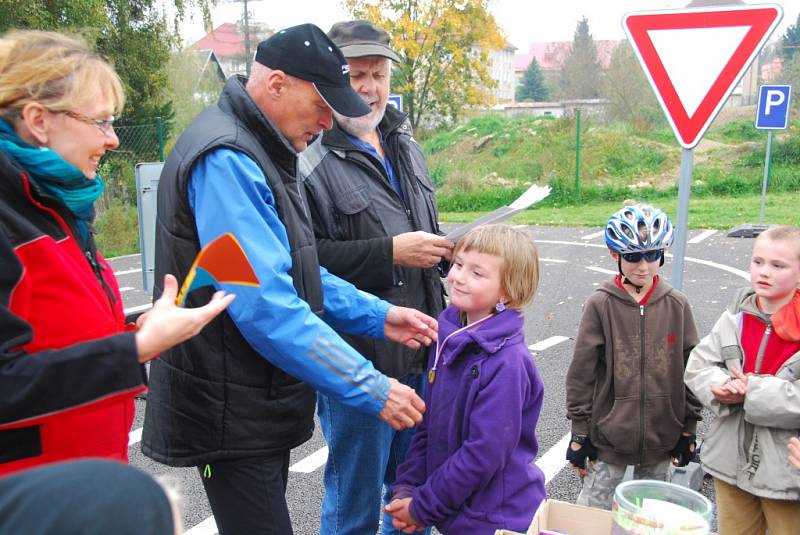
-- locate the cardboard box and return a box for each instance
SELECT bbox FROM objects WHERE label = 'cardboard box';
[526,499,614,535]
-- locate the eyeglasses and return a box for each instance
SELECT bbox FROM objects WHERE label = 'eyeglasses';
[621,250,664,263]
[63,110,116,136]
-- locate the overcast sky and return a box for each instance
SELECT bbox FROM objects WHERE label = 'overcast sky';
[177,1,800,49]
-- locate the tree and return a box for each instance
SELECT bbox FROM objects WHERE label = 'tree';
[0,0,210,129]
[516,57,549,102]
[559,16,602,100]
[780,12,800,61]
[344,0,505,128]
[602,41,662,128]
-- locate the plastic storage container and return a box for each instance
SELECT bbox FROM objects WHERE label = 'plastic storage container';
[611,479,713,535]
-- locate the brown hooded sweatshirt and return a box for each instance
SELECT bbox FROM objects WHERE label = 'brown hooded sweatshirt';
[566,277,703,466]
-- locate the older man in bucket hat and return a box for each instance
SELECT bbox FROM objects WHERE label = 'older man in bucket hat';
[142,23,439,535]
[301,20,450,535]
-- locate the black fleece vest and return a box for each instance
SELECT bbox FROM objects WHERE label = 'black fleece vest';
[142,76,323,466]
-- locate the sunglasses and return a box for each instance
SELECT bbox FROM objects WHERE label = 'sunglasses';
[621,250,664,263]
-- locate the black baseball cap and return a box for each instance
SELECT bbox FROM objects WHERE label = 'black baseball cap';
[255,23,370,118]
[328,20,401,62]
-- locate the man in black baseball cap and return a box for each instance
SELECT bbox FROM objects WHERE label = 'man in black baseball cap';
[255,23,370,119]
[144,22,437,535]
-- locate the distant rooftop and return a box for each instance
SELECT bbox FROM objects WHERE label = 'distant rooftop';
[514,40,619,72]
[192,22,273,58]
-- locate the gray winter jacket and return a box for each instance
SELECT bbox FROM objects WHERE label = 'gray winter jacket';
[300,106,445,378]
[685,288,800,500]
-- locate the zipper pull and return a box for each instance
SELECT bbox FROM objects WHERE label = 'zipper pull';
[640,305,644,316]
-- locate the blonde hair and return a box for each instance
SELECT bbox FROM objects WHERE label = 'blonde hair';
[0,30,125,120]
[453,224,540,310]
[757,225,800,262]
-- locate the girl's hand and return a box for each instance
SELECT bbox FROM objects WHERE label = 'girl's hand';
[789,437,800,470]
[385,498,425,533]
[135,274,235,362]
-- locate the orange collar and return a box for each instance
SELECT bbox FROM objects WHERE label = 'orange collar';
[773,290,800,342]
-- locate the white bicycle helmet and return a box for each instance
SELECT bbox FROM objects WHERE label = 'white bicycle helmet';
[604,204,674,254]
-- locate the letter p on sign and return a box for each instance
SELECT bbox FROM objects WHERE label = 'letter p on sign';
[756,85,792,130]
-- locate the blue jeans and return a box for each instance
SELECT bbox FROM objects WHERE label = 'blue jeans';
[318,373,431,535]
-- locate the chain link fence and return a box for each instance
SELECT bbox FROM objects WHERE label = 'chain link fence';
[97,118,165,211]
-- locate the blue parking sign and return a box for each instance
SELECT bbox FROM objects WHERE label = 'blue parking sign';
[387,94,403,112]
[755,85,792,129]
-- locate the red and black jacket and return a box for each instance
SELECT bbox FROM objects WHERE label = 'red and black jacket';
[0,150,144,477]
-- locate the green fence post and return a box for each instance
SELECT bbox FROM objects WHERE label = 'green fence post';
[156,117,165,162]
[574,108,581,195]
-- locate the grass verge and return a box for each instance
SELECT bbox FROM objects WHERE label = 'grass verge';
[440,192,798,230]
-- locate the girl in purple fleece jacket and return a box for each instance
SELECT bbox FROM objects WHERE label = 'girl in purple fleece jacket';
[386,224,546,534]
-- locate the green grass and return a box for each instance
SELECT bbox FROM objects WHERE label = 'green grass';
[95,200,140,257]
[440,192,799,229]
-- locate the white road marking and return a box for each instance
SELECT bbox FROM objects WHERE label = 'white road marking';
[528,336,570,352]
[128,427,142,447]
[113,268,142,276]
[289,446,329,473]
[581,230,604,240]
[107,253,142,261]
[123,303,152,315]
[537,433,572,484]
[118,286,134,292]
[586,266,617,276]
[540,257,568,263]
[184,515,218,535]
[688,229,717,244]
[536,240,749,281]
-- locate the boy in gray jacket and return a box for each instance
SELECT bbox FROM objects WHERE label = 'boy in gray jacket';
[566,204,702,509]
[685,225,800,535]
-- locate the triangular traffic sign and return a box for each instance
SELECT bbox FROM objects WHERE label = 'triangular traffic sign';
[624,4,782,149]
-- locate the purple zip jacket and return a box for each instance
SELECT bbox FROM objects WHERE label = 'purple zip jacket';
[391,305,546,534]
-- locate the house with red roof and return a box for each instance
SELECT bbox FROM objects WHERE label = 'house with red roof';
[192,22,273,78]
[513,39,620,91]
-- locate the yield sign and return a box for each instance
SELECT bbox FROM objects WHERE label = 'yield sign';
[624,4,782,149]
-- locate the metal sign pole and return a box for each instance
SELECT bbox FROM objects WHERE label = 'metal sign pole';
[670,148,693,290]
[759,129,773,225]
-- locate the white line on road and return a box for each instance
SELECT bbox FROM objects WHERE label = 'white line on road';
[128,427,142,447]
[123,303,152,315]
[688,229,718,244]
[540,257,568,264]
[581,230,604,240]
[585,266,617,276]
[184,515,218,535]
[114,268,142,276]
[537,433,572,484]
[537,240,749,281]
[528,336,570,352]
[289,446,329,473]
[118,286,134,292]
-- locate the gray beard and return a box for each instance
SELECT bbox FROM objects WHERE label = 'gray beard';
[335,107,385,138]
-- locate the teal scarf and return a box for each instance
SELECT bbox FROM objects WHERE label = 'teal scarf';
[0,118,104,248]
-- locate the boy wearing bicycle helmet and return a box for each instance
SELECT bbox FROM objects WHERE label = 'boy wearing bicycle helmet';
[565,203,703,509]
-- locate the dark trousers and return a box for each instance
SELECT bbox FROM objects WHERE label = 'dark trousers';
[0,460,174,534]
[199,451,293,535]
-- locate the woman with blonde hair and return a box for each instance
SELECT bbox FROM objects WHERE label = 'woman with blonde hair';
[0,30,233,476]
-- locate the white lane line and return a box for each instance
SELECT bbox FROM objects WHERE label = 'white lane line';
[537,433,572,484]
[114,268,142,276]
[586,266,617,276]
[581,230,604,240]
[118,286,134,292]
[289,446,329,473]
[108,253,142,261]
[688,229,718,244]
[540,257,568,264]
[128,427,142,447]
[123,303,152,315]
[537,240,749,281]
[184,515,218,535]
[528,336,570,352]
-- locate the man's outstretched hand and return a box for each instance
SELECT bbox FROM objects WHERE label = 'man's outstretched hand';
[378,378,426,430]
[384,306,438,350]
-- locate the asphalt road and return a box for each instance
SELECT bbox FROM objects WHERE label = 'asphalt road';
[111,224,755,534]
